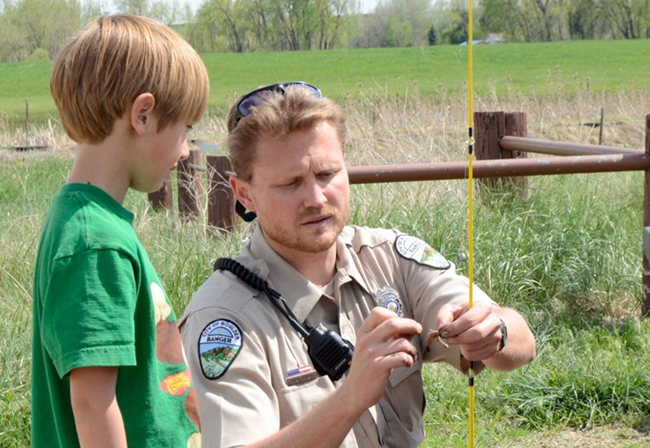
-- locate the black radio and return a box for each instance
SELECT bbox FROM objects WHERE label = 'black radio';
[214,257,354,381]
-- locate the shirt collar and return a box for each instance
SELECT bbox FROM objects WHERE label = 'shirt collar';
[243,225,372,322]
[246,225,323,323]
[334,226,371,296]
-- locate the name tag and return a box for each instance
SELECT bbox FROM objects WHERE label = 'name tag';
[286,366,318,386]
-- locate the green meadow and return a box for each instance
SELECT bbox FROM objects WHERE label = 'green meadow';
[1,39,650,126]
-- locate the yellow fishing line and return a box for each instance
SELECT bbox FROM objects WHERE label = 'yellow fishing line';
[467,1,475,448]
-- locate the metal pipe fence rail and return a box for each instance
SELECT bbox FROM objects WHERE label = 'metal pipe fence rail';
[499,136,642,157]
[147,111,650,316]
[346,152,650,184]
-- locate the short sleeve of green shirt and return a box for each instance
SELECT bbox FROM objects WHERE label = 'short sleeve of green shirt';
[42,249,138,378]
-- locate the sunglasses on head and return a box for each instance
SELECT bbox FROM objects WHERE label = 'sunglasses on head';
[232,81,322,128]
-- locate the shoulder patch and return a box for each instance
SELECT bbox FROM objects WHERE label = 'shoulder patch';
[394,235,451,270]
[198,319,244,380]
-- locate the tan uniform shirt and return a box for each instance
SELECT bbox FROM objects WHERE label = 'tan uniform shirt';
[180,225,494,448]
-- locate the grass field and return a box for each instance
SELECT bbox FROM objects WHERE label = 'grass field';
[1,39,650,127]
[2,38,650,447]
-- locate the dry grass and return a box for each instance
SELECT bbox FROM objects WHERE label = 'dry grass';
[191,86,649,166]
[2,86,647,163]
[0,116,72,152]
[339,86,649,166]
[499,421,650,448]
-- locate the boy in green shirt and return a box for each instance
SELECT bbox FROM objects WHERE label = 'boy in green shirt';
[32,15,209,447]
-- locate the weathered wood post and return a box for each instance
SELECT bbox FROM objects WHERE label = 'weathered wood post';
[641,114,650,318]
[178,149,204,218]
[148,172,173,210]
[474,111,528,197]
[207,155,236,231]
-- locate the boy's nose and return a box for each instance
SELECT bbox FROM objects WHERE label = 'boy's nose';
[179,140,190,161]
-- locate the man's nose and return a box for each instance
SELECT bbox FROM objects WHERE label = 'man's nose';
[303,179,327,207]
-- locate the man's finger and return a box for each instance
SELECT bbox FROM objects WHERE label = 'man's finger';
[435,302,468,331]
[461,342,499,362]
[381,337,418,361]
[439,302,495,339]
[380,351,417,370]
[444,312,500,345]
[371,316,421,343]
[358,307,401,334]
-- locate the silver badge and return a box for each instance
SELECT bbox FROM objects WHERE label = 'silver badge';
[375,286,403,317]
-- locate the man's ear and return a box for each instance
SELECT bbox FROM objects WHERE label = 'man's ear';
[130,93,156,135]
[229,175,256,212]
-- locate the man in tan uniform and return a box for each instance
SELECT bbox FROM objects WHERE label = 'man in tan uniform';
[179,82,536,448]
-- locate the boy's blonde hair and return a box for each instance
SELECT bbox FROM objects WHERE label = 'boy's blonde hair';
[227,87,346,182]
[51,15,210,144]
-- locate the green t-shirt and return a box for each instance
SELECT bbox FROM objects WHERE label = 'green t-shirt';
[32,183,201,447]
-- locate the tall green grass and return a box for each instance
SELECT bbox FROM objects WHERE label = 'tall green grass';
[0,154,70,446]
[351,172,649,447]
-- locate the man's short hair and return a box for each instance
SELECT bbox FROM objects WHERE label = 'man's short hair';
[227,87,347,182]
[51,15,210,144]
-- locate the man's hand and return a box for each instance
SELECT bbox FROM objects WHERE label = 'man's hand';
[341,307,422,413]
[435,302,535,371]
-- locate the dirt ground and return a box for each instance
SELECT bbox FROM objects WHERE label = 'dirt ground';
[503,421,650,448]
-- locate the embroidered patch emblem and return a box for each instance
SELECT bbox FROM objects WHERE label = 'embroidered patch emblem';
[395,235,451,270]
[375,286,403,317]
[198,319,243,380]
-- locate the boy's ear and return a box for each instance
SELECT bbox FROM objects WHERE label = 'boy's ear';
[229,175,256,213]
[130,93,156,135]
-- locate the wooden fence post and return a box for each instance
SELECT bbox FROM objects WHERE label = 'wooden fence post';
[474,111,528,197]
[641,114,650,318]
[148,171,173,210]
[207,155,236,231]
[178,149,203,218]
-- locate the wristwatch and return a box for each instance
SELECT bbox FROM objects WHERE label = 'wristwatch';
[498,318,508,352]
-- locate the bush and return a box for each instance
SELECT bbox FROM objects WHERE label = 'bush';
[27,48,48,62]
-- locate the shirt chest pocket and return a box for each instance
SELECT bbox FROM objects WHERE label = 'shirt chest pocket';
[379,358,425,448]
[275,374,336,427]
[388,358,422,388]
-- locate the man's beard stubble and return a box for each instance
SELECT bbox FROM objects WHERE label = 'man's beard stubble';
[261,204,348,254]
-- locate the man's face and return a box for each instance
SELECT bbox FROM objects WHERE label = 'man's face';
[239,121,349,258]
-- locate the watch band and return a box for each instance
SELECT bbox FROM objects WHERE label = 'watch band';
[498,318,508,352]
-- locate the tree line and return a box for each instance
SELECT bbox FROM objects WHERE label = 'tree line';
[0,0,648,61]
